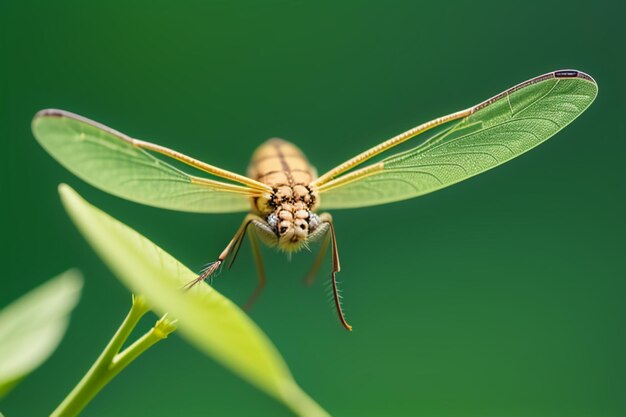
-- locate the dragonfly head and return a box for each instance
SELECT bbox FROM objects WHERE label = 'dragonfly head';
[267,204,321,252]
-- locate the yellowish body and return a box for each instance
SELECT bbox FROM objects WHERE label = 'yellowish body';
[247,139,321,252]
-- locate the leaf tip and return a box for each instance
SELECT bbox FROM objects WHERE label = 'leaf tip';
[57,182,73,197]
[58,183,82,215]
[60,268,84,289]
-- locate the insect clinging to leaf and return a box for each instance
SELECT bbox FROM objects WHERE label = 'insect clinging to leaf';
[33,69,597,331]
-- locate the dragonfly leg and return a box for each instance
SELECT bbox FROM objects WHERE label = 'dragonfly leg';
[319,213,352,331]
[304,222,331,286]
[184,213,262,289]
[243,228,267,311]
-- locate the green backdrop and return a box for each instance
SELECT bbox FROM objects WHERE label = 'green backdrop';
[1,1,624,416]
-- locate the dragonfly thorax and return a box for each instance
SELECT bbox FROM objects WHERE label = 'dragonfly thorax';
[255,184,317,213]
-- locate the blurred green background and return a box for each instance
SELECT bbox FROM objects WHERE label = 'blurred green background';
[1,0,624,416]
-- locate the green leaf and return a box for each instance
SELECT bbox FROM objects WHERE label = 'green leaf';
[0,270,83,398]
[58,184,329,417]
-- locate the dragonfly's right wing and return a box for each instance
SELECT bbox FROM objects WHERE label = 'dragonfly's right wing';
[314,70,597,209]
[33,110,271,213]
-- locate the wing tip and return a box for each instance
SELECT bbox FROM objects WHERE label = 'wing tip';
[33,108,98,123]
[553,69,598,100]
[32,109,86,132]
[31,109,135,143]
[35,108,65,118]
[473,69,597,113]
[553,69,596,85]
[33,108,85,123]
[33,109,61,129]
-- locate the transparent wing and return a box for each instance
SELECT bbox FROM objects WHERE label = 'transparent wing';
[316,70,597,209]
[32,110,269,213]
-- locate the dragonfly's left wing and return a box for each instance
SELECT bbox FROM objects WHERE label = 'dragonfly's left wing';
[314,70,597,210]
[33,110,271,213]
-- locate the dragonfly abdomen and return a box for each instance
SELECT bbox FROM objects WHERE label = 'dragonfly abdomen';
[248,138,316,187]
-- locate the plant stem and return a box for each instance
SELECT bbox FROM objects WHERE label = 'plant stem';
[51,296,175,417]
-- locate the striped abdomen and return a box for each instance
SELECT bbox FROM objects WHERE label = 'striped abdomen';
[248,138,317,188]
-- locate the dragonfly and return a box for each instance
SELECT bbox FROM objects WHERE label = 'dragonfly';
[32,69,597,331]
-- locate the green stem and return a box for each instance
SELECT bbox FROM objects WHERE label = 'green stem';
[51,296,175,417]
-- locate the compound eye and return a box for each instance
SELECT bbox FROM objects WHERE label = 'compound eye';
[267,213,278,229]
[309,213,320,230]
